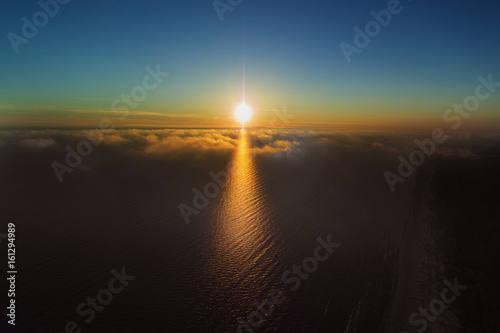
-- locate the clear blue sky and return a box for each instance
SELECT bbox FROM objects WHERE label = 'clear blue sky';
[1,0,499,128]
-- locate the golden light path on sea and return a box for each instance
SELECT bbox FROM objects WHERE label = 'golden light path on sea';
[200,130,282,326]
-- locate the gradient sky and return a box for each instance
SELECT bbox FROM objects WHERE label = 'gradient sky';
[1,0,499,129]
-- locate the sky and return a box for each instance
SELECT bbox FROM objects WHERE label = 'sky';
[1,0,499,129]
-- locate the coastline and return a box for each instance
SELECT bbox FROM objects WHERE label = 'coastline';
[383,161,445,333]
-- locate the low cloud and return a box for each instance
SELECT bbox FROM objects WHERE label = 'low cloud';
[435,147,477,158]
[0,128,498,193]
[19,138,57,148]
[0,128,496,168]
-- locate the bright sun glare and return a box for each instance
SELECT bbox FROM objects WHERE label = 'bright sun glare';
[235,103,252,129]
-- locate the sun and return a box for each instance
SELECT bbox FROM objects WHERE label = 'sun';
[234,103,252,129]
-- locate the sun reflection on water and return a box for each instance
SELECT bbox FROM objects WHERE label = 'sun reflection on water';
[199,130,282,326]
